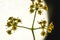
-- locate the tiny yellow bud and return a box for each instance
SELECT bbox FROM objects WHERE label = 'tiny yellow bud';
[38,10,42,15]
[6,22,12,27]
[47,27,52,33]
[17,19,21,22]
[43,5,48,10]
[37,0,42,3]
[41,31,46,36]
[42,20,47,24]
[38,22,42,24]
[49,22,54,29]
[6,30,12,35]
[30,8,34,13]
[38,3,43,7]
[30,4,34,8]
[12,26,17,30]
[8,17,13,20]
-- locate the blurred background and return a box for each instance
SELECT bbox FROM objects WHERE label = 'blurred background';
[44,0,60,40]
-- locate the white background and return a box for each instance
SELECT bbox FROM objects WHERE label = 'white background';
[0,0,48,40]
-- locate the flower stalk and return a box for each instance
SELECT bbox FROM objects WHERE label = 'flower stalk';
[31,10,37,40]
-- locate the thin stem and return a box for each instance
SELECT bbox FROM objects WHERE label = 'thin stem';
[31,10,37,40]
[17,26,41,30]
[17,26,30,30]
[32,10,37,28]
[17,26,47,30]
[34,27,41,30]
[34,27,47,30]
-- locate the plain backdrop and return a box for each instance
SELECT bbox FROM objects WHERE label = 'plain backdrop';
[44,0,60,40]
[0,0,48,40]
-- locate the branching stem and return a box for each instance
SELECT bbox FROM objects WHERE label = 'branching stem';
[18,10,37,40]
[18,26,44,30]
[31,10,37,40]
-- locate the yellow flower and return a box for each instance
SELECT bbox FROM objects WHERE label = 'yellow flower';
[38,3,43,7]
[13,18,17,21]
[38,21,42,24]
[17,19,21,23]
[38,20,47,25]
[6,22,12,27]
[41,24,45,29]
[35,3,39,10]
[30,8,34,13]
[8,17,13,20]
[47,27,52,33]
[42,20,47,24]
[43,5,48,10]
[12,26,17,30]
[38,10,42,15]
[37,0,42,3]
[41,31,46,36]
[49,22,54,29]
[47,22,54,33]
[6,30,12,35]
[30,4,35,8]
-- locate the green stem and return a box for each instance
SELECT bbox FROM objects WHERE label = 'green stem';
[17,26,47,30]
[17,26,42,30]
[31,10,37,40]
[17,26,31,30]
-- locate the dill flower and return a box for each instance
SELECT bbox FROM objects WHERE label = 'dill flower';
[38,10,42,15]
[41,31,46,36]
[30,8,34,13]
[43,5,48,10]
[6,30,12,35]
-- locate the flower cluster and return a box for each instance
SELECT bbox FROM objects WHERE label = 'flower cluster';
[30,0,48,15]
[6,0,54,37]
[38,20,54,36]
[38,20,47,36]
[6,17,21,35]
[38,20,47,29]
[47,22,54,33]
